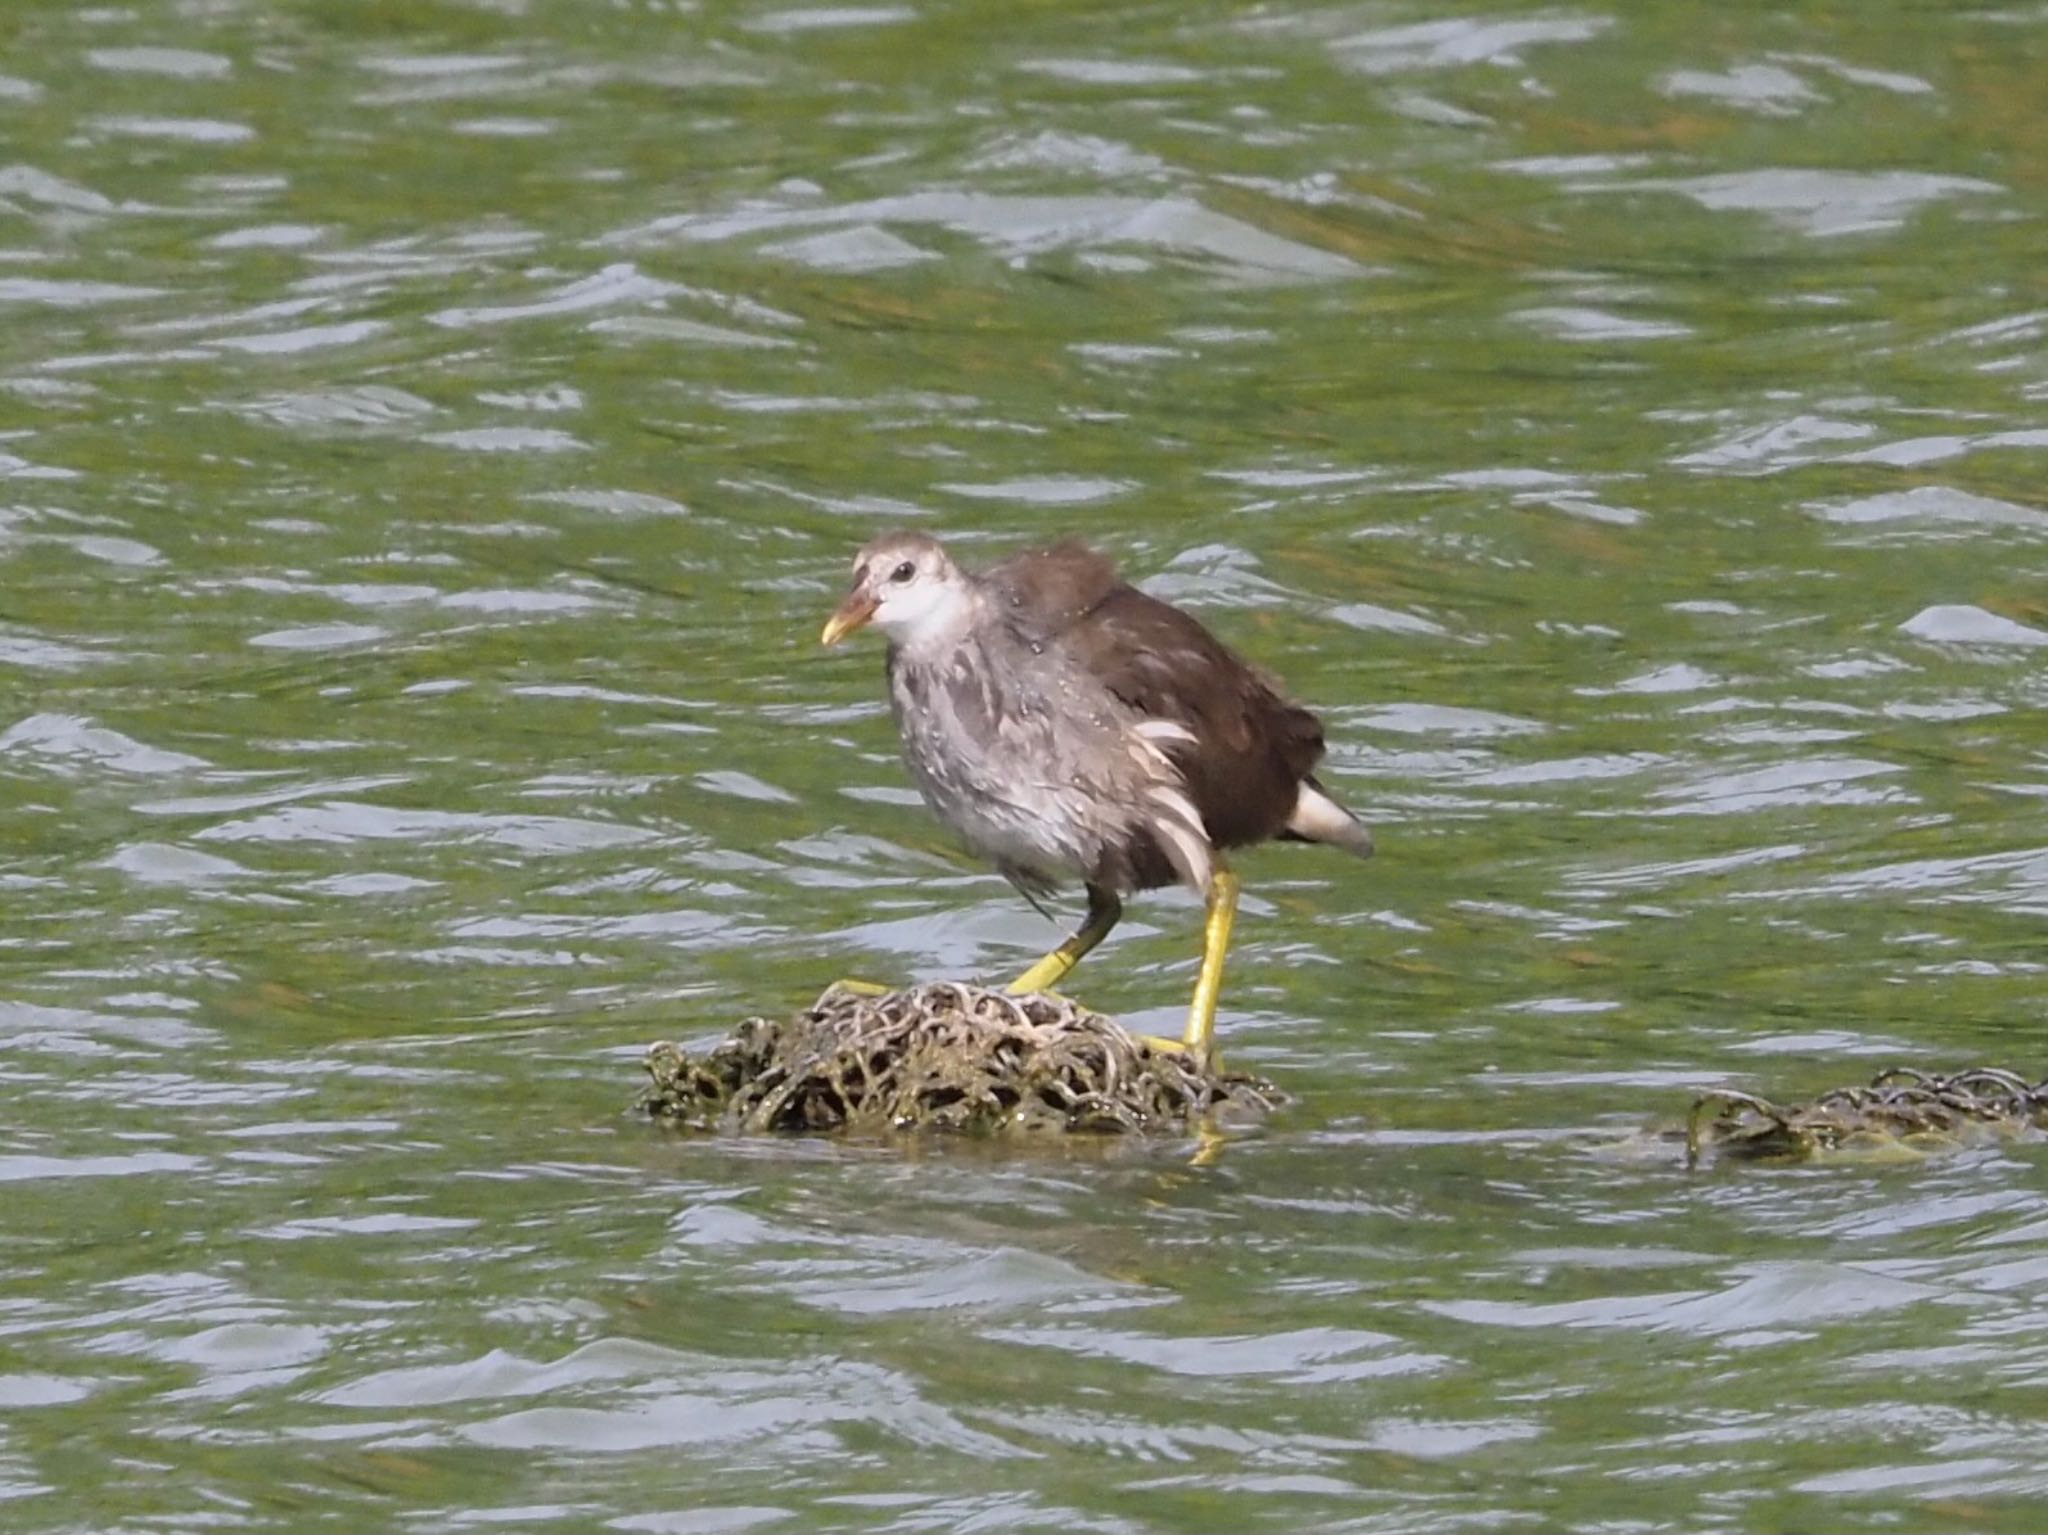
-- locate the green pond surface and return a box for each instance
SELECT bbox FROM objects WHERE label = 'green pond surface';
[4,0,2048,1529]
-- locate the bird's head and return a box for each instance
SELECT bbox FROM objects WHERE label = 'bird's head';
[820,531,969,647]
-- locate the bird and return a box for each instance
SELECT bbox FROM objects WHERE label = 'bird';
[819,531,1373,1065]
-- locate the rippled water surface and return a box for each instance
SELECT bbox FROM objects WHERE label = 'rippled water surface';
[5,1,2048,1529]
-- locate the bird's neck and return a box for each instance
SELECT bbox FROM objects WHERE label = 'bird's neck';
[887,580,983,662]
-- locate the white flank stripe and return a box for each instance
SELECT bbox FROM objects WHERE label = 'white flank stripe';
[1144,783,1213,891]
[1146,783,1204,831]
[1151,812,1213,893]
[1133,718,1198,747]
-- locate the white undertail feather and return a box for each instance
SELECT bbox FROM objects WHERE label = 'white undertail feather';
[1287,781,1375,859]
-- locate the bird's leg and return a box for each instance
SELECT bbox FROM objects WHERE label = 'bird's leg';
[1182,867,1241,1067]
[1007,884,1121,996]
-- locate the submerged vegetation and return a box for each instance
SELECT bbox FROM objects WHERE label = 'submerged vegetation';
[1687,1068,2048,1164]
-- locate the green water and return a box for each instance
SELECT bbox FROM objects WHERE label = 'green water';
[3,0,2047,1529]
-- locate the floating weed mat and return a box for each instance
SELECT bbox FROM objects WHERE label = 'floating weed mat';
[1687,1067,2048,1166]
[642,981,1283,1136]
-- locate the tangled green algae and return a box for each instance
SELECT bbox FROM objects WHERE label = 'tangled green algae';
[1687,1067,2048,1164]
[643,980,1283,1136]
[641,987,2044,1157]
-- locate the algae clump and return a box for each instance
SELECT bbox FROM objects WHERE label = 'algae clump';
[1687,1067,2048,1165]
[643,981,1283,1136]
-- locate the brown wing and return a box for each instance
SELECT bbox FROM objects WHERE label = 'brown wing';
[980,540,1122,643]
[1066,585,1325,851]
[981,539,1324,849]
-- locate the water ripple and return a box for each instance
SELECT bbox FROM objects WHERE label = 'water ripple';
[1,3,2045,1530]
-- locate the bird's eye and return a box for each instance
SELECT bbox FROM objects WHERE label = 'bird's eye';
[890,561,915,583]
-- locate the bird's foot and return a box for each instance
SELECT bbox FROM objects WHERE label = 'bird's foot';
[824,976,893,998]
[826,977,1089,1007]
[1138,1032,1220,1072]
[1006,983,1082,1012]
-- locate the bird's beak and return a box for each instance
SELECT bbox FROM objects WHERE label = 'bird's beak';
[820,589,878,646]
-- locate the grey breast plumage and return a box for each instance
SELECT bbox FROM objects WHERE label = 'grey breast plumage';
[883,540,1332,901]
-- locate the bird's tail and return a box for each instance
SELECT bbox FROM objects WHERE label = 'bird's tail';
[1284,776,1374,859]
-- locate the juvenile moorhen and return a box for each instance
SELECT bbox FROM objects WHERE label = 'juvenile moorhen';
[821,532,1372,1064]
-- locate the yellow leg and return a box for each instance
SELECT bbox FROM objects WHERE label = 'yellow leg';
[1007,885,1122,996]
[1182,869,1240,1066]
[828,978,891,996]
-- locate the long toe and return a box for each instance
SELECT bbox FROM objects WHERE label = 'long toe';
[826,977,894,997]
[1139,1032,1222,1071]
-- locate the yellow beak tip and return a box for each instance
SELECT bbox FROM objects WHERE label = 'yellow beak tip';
[820,599,875,647]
